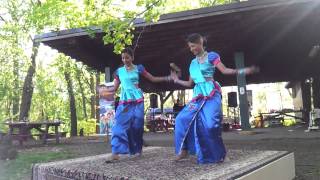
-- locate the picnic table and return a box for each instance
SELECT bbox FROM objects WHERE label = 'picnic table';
[3,121,61,145]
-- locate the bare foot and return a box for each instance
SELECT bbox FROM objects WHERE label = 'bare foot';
[105,154,120,163]
[130,152,142,159]
[174,150,188,161]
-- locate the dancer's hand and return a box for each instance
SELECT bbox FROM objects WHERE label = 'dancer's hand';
[245,66,260,75]
[170,71,179,82]
[170,63,182,78]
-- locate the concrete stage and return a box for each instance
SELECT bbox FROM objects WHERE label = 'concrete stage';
[32,147,295,180]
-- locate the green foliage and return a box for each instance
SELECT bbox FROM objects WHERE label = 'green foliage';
[78,119,97,136]
[0,0,238,135]
[0,39,28,121]
[199,0,240,7]
[97,0,165,53]
[160,0,241,13]
[26,0,79,32]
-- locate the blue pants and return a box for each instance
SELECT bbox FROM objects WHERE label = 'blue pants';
[111,102,144,155]
[175,93,226,164]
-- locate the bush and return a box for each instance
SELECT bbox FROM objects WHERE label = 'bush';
[77,119,97,136]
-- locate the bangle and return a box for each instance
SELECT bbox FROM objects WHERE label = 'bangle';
[166,76,170,82]
[237,68,245,75]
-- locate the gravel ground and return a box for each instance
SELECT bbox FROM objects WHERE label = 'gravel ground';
[3,126,320,180]
[33,147,289,180]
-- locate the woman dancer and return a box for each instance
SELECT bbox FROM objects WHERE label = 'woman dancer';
[171,33,258,164]
[105,47,172,162]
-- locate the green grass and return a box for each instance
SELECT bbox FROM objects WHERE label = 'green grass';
[0,151,74,180]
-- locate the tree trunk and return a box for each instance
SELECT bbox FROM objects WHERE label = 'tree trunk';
[19,42,39,121]
[76,67,88,120]
[95,72,100,120]
[90,74,96,119]
[12,57,20,120]
[64,62,78,136]
[95,72,100,133]
[6,100,12,119]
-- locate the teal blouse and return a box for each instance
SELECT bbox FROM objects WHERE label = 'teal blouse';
[114,64,147,103]
[189,51,222,99]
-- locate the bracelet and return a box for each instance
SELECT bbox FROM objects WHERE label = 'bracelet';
[166,76,171,82]
[237,68,245,75]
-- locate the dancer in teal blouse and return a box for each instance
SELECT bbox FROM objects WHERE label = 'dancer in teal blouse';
[105,47,172,162]
[171,33,258,164]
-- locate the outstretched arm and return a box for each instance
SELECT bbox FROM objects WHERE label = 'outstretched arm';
[143,71,171,83]
[174,76,194,87]
[216,62,237,75]
[138,64,172,83]
[216,62,259,75]
[171,71,194,87]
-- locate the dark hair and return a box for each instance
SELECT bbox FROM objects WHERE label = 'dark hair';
[187,33,202,43]
[187,33,207,47]
[121,47,134,58]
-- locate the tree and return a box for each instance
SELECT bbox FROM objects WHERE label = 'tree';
[64,61,77,136]
[0,0,79,121]
[53,55,78,136]
[75,65,88,120]
[0,0,240,134]
[19,42,40,120]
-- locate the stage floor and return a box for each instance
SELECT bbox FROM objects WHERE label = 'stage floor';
[32,147,295,180]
